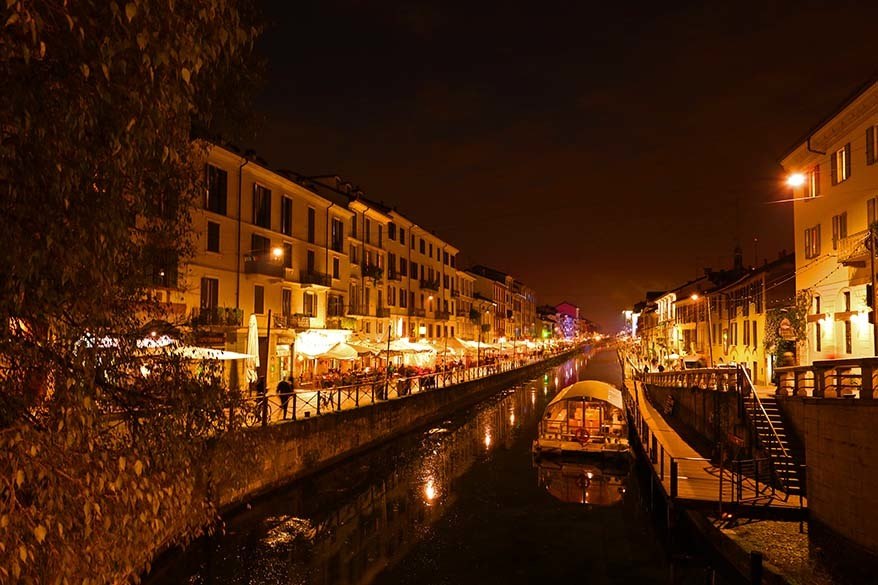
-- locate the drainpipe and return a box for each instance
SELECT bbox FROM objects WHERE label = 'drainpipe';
[806,136,826,156]
[235,156,250,310]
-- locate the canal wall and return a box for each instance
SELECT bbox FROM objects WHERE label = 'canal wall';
[644,384,753,455]
[776,396,878,560]
[208,348,581,510]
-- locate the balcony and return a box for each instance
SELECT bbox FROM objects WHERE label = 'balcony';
[274,313,311,329]
[326,316,357,330]
[283,267,297,282]
[387,269,403,282]
[456,307,469,317]
[300,270,331,287]
[190,306,243,327]
[435,310,451,320]
[420,278,440,292]
[450,288,460,298]
[347,306,389,318]
[837,230,870,267]
[376,307,390,318]
[408,307,426,317]
[244,254,285,279]
[362,264,384,281]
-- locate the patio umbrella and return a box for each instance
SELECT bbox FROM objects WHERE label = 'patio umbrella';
[172,346,253,360]
[319,342,359,361]
[246,313,260,384]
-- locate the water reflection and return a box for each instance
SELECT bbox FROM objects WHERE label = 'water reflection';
[147,352,616,585]
[535,457,628,506]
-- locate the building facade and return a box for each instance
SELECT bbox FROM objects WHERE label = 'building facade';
[782,80,878,363]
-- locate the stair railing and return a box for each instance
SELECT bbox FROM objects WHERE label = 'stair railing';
[738,366,794,497]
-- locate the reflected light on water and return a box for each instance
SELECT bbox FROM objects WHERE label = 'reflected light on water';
[509,412,515,426]
[484,429,492,449]
[424,477,438,504]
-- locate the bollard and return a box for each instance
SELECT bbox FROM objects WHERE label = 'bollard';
[750,551,763,584]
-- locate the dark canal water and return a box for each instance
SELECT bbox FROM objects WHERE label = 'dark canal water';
[147,349,727,585]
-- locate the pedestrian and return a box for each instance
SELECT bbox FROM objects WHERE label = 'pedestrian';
[255,375,268,419]
[277,376,293,419]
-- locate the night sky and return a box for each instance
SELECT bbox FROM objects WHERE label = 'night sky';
[248,0,878,329]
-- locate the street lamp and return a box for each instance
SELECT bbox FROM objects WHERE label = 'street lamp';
[785,173,806,188]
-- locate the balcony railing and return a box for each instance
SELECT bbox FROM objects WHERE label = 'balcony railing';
[376,307,390,318]
[837,230,870,266]
[283,267,297,282]
[408,307,426,317]
[362,264,384,281]
[190,306,243,327]
[326,316,358,330]
[387,269,403,282]
[244,255,285,278]
[274,313,311,329]
[435,310,451,320]
[420,278,440,291]
[300,270,331,287]
[348,305,369,317]
[450,288,460,298]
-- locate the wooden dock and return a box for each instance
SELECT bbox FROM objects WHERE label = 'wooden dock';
[624,378,805,514]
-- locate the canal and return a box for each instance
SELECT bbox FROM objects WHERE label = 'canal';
[147,349,725,584]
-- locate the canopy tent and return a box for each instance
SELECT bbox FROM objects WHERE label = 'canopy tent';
[347,341,380,355]
[386,338,434,353]
[547,380,624,411]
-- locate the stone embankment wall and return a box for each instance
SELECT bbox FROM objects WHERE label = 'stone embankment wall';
[777,397,878,558]
[209,350,579,509]
[644,384,752,454]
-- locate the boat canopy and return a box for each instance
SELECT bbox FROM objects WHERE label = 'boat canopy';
[547,380,624,410]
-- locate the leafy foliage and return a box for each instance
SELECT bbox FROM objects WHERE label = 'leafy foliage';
[764,290,810,358]
[0,0,260,581]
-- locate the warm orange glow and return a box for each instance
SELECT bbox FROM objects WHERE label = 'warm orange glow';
[271,246,283,259]
[690,293,699,301]
[786,173,806,187]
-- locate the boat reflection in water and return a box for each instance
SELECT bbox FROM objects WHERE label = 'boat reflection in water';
[535,457,628,506]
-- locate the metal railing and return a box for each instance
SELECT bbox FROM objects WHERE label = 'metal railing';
[189,306,243,327]
[300,270,332,286]
[836,229,869,265]
[232,349,574,428]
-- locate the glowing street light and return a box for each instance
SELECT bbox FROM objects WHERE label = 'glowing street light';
[271,246,284,259]
[786,173,806,188]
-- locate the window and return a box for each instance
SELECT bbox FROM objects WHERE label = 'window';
[365,219,372,244]
[815,321,822,352]
[303,292,316,317]
[410,234,415,249]
[869,198,877,226]
[411,261,418,278]
[332,257,340,279]
[282,289,292,316]
[400,291,408,308]
[206,165,228,215]
[400,258,407,276]
[328,295,344,317]
[200,277,218,309]
[867,126,877,166]
[388,222,397,240]
[731,322,738,345]
[307,250,315,273]
[365,321,371,334]
[429,243,433,257]
[752,321,757,348]
[283,243,293,269]
[419,238,425,254]
[451,255,456,268]
[804,225,821,259]
[276,197,290,236]
[251,233,270,255]
[378,225,383,248]
[207,221,220,253]
[831,212,847,250]
[388,253,396,276]
[814,295,821,314]
[351,216,357,239]
[443,251,449,264]
[253,184,271,228]
[844,290,851,312]
[254,285,264,314]
[350,245,359,265]
[307,207,316,243]
[331,218,344,252]
[743,319,750,345]
[845,320,853,354]
[388,286,395,306]
[807,165,820,199]
[831,143,851,185]
[400,228,406,245]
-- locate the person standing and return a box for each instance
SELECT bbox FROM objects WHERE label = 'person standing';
[277,377,293,420]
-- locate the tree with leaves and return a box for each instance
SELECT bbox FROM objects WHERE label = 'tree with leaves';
[0,1,260,581]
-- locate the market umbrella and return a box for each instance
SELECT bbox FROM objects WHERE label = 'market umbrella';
[246,313,260,384]
[172,346,253,360]
[319,342,359,361]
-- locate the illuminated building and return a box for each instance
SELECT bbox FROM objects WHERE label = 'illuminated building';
[781,79,878,362]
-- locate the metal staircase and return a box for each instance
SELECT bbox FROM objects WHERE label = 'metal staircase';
[739,368,805,498]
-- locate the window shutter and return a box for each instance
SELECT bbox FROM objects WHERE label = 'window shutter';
[868,127,875,165]
[816,224,821,255]
[845,142,852,178]
[200,278,208,309]
[831,152,838,185]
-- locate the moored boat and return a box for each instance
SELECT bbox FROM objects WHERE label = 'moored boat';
[532,380,630,457]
